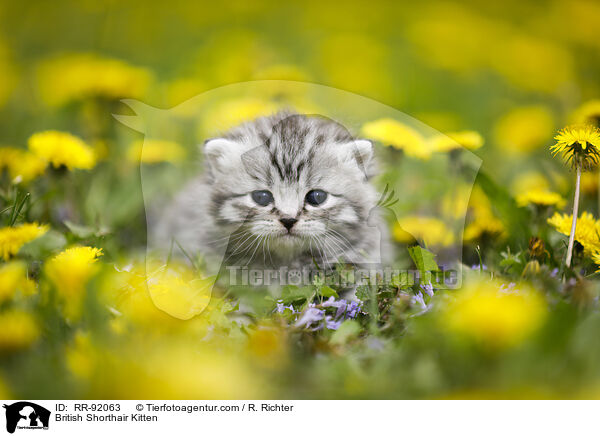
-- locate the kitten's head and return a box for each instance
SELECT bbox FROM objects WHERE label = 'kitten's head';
[204,112,378,264]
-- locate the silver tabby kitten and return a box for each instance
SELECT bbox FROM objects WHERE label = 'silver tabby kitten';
[157,111,384,273]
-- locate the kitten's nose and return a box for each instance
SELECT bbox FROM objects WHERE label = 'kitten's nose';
[279,217,298,231]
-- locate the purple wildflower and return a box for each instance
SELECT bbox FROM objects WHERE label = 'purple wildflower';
[420,283,434,297]
[294,307,325,328]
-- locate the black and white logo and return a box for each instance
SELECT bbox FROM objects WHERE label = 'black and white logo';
[3,402,50,433]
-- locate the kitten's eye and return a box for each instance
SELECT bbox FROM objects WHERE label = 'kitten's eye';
[305,189,328,206]
[251,190,274,206]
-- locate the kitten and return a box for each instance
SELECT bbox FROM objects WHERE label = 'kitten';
[155,111,386,277]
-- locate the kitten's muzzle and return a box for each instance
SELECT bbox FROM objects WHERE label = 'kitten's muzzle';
[279,217,298,231]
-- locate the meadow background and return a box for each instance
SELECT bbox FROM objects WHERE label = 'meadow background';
[1,0,600,398]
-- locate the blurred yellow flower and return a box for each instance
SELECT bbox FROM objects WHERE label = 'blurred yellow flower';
[551,125,600,171]
[0,223,48,260]
[0,309,40,351]
[66,331,95,379]
[464,216,505,242]
[99,261,227,333]
[516,189,565,208]
[591,251,600,271]
[510,171,551,194]
[494,106,554,154]
[36,53,152,106]
[571,100,600,127]
[548,211,600,255]
[443,280,547,349]
[127,139,186,164]
[81,344,263,399]
[28,131,96,170]
[246,323,288,368]
[394,216,454,246]
[45,246,103,319]
[464,187,505,241]
[147,264,214,320]
[362,118,430,160]
[0,147,46,184]
[0,262,35,302]
[430,130,484,152]
[201,98,279,135]
[441,184,472,219]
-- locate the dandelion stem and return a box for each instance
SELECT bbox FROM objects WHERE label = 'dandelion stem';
[565,165,582,267]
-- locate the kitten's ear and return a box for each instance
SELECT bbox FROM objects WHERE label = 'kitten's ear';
[203,138,241,173]
[339,139,373,171]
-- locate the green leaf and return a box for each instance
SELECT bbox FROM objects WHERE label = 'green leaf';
[19,230,67,259]
[281,285,314,304]
[64,220,110,239]
[408,245,439,274]
[330,320,361,345]
[318,286,339,299]
[476,170,531,244]
[391,272,413,289]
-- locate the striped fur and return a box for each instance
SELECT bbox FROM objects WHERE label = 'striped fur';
[157,111,384,271]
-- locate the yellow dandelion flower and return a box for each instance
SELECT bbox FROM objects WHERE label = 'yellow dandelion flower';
[246,323,288,369]
[494,106,554,154]
[0,147,48,183]
[443,280,547,349]
[28,130,96,170]
[361,118,431,160]
[147,264,214,320]
[429,130,484,152]
[548,211,600,255]
[126,139,186,164]
[0,147,47,184]
[65,331,95,379]
[36,53,152,107]
[0,262,35,302]
[45,246,103,296]
[464,186,505,241]
[464,214,505,242]
[9,151,47,184]
[393,216,454,246]
[85,344,263,399]
[0,147,19,170]
[516,189,566,208]
[510,171,551,194]
[551,124,600,171]
[592,251,600,271]
[0,309,40,351]
[45,246,103,319]
[571,100,600,127]
[0,223,48,260]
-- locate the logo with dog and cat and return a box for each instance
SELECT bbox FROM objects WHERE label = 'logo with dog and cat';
[2,402,50,433]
